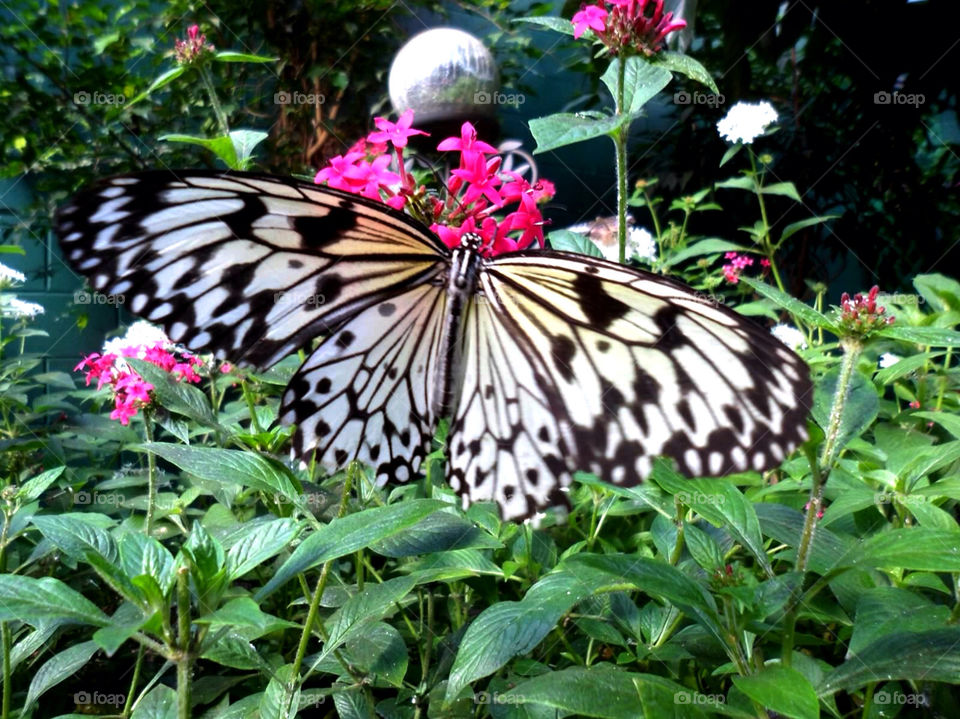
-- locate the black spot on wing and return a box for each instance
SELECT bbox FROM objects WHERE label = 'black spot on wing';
[549,335,577,383]
[653,305,686,350]
[293,202,358,246]
[335,330,355,349]
[574,272,630,328]
[379,302,396,317]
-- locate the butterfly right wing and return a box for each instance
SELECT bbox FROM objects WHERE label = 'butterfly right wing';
[56,171,449,367]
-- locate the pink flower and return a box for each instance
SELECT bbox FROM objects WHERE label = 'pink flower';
[437,122,498,155]
[220,362,233,374]
[366,109,428,150]
[452,153,503,206]
[174,24,214,65]
[572,5,608,39]
[721,252,755,284]
[838,285,895,335]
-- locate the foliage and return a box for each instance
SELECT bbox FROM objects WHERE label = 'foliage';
[2,2,960,719]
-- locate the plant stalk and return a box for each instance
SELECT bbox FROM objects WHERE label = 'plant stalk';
[176,566,192,719]
[614,58,629,264]
[143,410,157,534]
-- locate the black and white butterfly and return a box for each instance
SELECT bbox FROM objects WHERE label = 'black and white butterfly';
[56,171,811,520]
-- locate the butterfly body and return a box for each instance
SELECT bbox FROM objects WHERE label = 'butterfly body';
[57,171,811,520]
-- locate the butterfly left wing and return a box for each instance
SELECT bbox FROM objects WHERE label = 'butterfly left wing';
[56,171,449,367]
[449,251,812,520]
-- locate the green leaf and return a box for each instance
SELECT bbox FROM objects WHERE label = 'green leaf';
[369,511,500,557]
[715,176,755,192]
[446,572,592,701]
[719,144,743,167]
[732,667,818,719]
[812,368,879,451]
[230,129,269,170]
[819,628,960,695]
[16,466,65,503]
[126,358,219,428]
[140,444,298,497]
[760,182,802,202]
[848,587,950,655]
[662,238,750,267]
[198,597,298,640]
[779,215,838,243]
[873,352,943,385]
[225,517,301,580]
[502,665,714,719]
[341,622,408,687]
[877,325,960,347]
[309,576,417,671]
[159,133,238,169]
[201,632,271,671]
[653,52,719,93]
[914,410,960,439]
[851,528,960,572]
[547,229,605,258]
[0,576,109,626]
[131,685,177,719]
[24,641,99,712]
[126,66,187,107]
[913,273,960,312]
[259,663,298,719]
[513,16,575,36]
[31,513,117,562]
[651,460,772,575]
[600,57,673,115]
[530,112,627,154]
[214,51,277,63]
[740,276,835,329]
[256,500,446,599]
[118,532,176,595]
[755,503,854,575]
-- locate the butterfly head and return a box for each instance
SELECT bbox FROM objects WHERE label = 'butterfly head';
[459,232,485,253]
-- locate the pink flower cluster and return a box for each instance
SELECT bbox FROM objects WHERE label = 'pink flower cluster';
[315,110,555,256]
[75,343,202,425]
[174,24,214,65]
[572,0,687,57]
[721,252,769,284]
[838,285,895,334]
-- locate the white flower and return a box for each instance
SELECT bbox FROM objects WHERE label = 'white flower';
[627,226,657,264]
[770,323,807,350]
[0,262,26,285]
[878,353,901,368]
[3,297,45,318]
[717,101,778,144]
[103,320,171,359]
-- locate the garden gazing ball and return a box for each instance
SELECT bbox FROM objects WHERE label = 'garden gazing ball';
[388,28,499,124]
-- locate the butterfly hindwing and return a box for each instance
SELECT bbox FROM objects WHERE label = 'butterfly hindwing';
[446,251,811,518]
[56,171,448,367]
[282,281,447,484]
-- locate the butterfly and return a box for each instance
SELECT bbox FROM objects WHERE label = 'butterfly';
[56,170,811,520]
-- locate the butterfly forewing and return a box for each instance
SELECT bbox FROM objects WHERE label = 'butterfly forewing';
[56,171,448,367]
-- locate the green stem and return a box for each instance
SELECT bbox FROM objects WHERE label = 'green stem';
[1,622,9,719]
[176,567,191,719]
[198,65,230,137]
[748,151,786,293]
[143,410,157,535]
[614,59,629,264]
[287,463,355,706]
[241,380,264,435]
[122,645,145,718]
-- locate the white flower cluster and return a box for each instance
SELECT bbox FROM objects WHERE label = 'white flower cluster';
[770,323,807,350]
[103,320,172,358]
[0,261,44,319]
[717,101,778,145]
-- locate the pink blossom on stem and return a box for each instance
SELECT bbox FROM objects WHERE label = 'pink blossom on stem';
[572,5,608,38]
[367,109,429,150]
